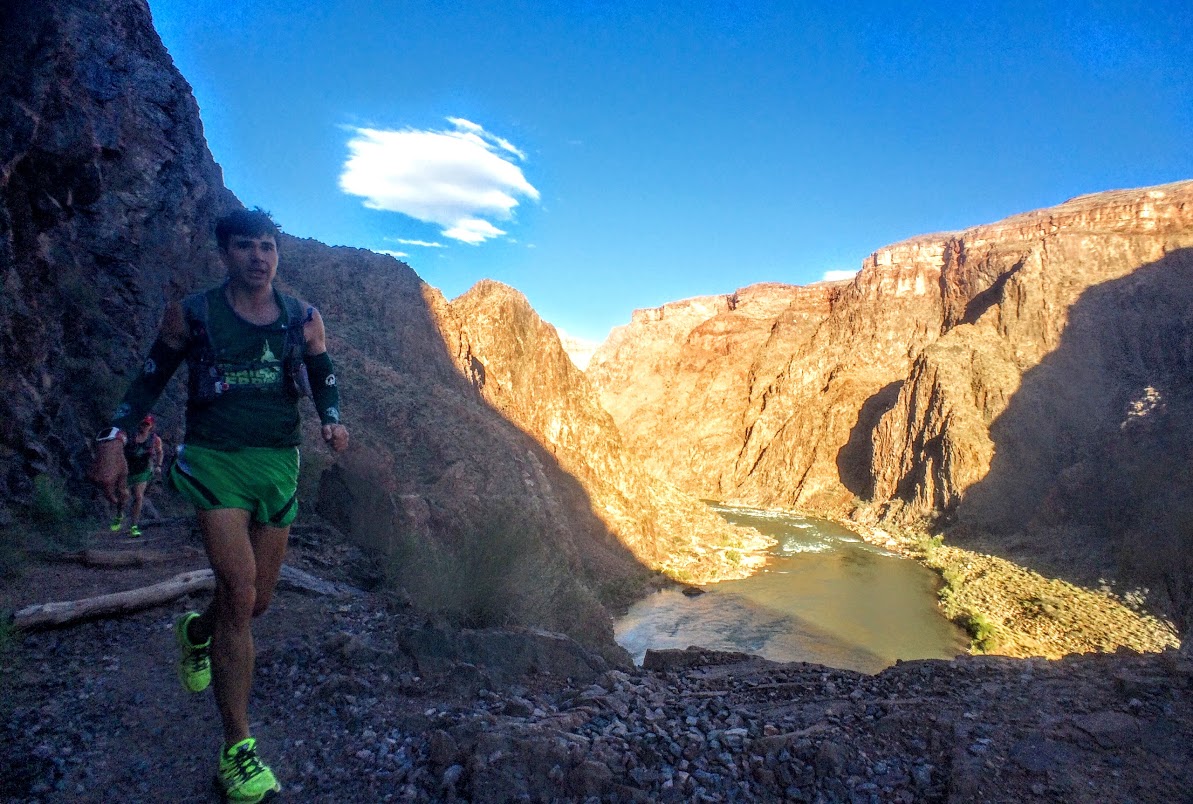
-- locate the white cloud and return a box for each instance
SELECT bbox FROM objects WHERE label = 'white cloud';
[446,117,525,159]
[443,218,505,244]
[821,269,858,282]
[394,238,445,248]
[374,249,408,258]
[340,118,539,244]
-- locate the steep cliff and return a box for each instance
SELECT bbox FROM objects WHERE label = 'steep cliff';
[589,238,947,514]
[0,0,232,505]
[871,186,1193,587]
[588,283,838,497]
[0,0,763,654]
[588,182,1193,596]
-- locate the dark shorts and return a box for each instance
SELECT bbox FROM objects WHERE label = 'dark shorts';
[167,444,300,527]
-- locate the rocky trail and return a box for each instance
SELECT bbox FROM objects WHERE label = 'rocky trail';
[3,519,1193,803]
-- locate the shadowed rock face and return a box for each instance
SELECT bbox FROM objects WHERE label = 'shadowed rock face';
[0,0,761,654]
[869,189,1193,543]
[588,182,1193,588]
[0,0,234,497]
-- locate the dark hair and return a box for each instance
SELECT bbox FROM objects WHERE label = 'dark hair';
[215,207,281,250]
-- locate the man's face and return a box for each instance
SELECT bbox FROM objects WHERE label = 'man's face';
[221,234,278,290]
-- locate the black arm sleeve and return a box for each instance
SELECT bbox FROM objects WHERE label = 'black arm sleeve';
[111,338,187,430]
[303,351,341,425]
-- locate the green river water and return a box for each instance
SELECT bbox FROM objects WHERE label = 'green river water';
[614,505,969,674]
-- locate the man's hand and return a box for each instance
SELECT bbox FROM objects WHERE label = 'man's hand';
[89,440,130,505]
[322,423,349,453]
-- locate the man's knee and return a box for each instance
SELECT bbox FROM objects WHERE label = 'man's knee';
[217,575,257,622]
[251,588,275,618]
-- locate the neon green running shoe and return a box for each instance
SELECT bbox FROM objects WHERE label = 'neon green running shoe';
[216,738,281,803]
[174,611,211,693]
[129,524,143,537]
[108,515,123,532]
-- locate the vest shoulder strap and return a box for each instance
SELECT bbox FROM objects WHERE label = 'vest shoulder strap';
[180,290,211,331]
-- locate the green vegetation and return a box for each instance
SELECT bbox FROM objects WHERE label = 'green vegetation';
[17,475,96,554]
[911,532,1001,654]
[382,505,614,647]
[957,611,998,653]
[724,549,742,566]
[937,566,966,604]
[910,533,944,560]
[32,474,72,525]
[670,567,692,583]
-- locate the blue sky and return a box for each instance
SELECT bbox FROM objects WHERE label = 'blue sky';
[149,0,1193,344]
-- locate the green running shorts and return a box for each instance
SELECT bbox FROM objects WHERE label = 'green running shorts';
[167,444,300,527]
[127,469,153,487]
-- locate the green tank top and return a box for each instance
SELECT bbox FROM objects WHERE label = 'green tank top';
[185,287,302,449]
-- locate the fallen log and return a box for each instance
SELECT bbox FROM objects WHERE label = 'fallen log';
[10,564,362,631]
[12,569,215,630]
[278,564,363,599]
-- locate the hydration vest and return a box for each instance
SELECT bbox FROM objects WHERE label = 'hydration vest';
[180,285,312,407]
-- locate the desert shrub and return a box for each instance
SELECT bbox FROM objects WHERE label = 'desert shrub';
[31,474,71,525]
[25,476,92,551]
[938,566,966,603]
[387,506,569,630]
[599,570,658,613]
[912,533,943,559]
[725,549,742,566]
[957,611,997,653]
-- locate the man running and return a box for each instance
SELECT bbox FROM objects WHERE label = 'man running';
[89,208,349,803]
[107,414,163,537]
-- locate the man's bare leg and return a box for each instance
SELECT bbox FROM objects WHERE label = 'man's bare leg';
[187,509,289,746]
[249,521,290,617]
[129,482,147,529]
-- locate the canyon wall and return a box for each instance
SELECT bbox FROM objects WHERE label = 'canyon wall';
[589,183,1193,587]
[588,283,839,497]
[0,0,763,655]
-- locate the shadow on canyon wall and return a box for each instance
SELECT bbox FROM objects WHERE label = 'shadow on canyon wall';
[950,247,1193,620]
[837,381,902,500]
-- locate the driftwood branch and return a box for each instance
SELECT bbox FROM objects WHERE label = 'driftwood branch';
[11,564,362,631]
[12,569,215,630]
